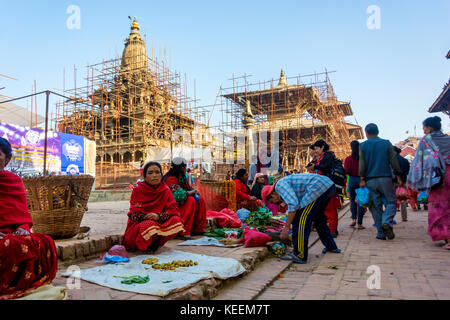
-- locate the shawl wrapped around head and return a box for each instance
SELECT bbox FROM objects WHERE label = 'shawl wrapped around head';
[128,181,180,218]
[0,170,33,232]
[407,133,447,191]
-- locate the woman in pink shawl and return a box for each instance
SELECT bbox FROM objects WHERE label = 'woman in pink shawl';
[408,116,450,250]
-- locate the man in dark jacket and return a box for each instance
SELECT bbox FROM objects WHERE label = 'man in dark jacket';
[360,124,402,240]
[393,146,410,184]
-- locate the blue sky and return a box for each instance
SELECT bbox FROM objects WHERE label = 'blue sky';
[1,0,449,143]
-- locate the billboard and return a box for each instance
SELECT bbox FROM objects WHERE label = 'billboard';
[0,122,61,176]
[0,122,95,177]
[61,132,85,175]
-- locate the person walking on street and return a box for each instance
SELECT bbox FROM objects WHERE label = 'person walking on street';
[407,116,450,250]
[359,123,402,240]
[310,140,340,238]
[393,146,411,221]
[262,173,341,264]
[344,141,365,229]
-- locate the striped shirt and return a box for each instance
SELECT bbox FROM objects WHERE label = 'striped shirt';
[274,174,334,212]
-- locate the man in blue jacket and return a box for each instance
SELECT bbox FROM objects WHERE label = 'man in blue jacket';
[359,123,402,240]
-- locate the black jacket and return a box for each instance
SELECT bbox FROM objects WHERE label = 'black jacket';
[250,182,264,200]
[396,154,410,183]
[314,151,335,175]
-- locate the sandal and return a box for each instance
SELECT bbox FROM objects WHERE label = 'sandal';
[322,248,342,254]
[350,221,356,227]
[280,253,307,264]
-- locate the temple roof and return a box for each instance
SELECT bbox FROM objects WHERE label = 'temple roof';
[121,17,149,72]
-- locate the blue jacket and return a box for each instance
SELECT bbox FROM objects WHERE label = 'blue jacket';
[359,137,401,179]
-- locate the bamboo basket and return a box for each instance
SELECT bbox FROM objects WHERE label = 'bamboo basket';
[22,175,95,239]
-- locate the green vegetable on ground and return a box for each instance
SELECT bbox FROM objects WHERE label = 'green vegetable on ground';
[113,275,150,285]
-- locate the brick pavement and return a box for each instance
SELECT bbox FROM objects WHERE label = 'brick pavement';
[257,206,450,300]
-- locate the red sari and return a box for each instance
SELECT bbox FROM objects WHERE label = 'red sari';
[165,176,206,236]
[0,170,58,300]
[123,181,185,252]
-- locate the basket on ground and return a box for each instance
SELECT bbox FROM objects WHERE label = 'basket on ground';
[22,175,95,239]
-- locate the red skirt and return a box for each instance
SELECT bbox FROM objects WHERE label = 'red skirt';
[123,216,185,252]
[0,233,58,300]
[178,196,207,236]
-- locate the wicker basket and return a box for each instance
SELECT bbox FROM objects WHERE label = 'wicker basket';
[22,175,95,239]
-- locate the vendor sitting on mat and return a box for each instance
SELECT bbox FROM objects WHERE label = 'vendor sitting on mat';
[123,161,185,252]
[234,168,260,212]
[0,137,58,300]
[262,173,342,264]
[163,157,206,239]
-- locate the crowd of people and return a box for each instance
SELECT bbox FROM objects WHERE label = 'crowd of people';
[0,115,448,298]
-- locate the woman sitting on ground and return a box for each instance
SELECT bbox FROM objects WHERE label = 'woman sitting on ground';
[234,168,260,211]
[123,161,185,252]
[250,173,266,200]
[0,137,58,300]
[163,157,206,239]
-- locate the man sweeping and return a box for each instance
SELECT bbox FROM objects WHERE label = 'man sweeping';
[262,173,341,264]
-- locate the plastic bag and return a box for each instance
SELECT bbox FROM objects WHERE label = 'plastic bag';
[236,208,251,222]
[395,186,409,201]
[243,227,271,247]
[269,242,287,257]
[355,187,372,208]
[98,245,130,263]
[97,253,130,264]
[417,190,428,204]
[108,245,129,258]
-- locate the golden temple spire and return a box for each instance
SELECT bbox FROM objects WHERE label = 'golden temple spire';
[131,16,140,31]
[278,69,287,86]
[121,16,149,72]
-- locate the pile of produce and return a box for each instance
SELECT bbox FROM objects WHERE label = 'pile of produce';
[269,242,287,257]
[245,207,272,229]
[142,257,159,265]
[152,260,198,271]
[204,228,243,239]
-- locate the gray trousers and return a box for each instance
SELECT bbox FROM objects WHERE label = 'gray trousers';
[366,177,397,238]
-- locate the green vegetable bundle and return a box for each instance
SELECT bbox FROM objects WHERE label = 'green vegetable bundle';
[246,207,272,229]
[113,275,150,285]
[204,228,243,239]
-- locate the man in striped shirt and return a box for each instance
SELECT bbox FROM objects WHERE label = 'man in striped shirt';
[262,173,341,264]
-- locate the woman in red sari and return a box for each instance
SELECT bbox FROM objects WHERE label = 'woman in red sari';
[234,168,260,212]
[163,157,206,240]
[0,138,58,300]
[123,161,185,252]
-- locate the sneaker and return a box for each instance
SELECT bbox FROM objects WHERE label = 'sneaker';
[331,232,338,238]
[376,236,387,240]
[357,225,365,230]
[322,248,342,254]
[382,224,395,240]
